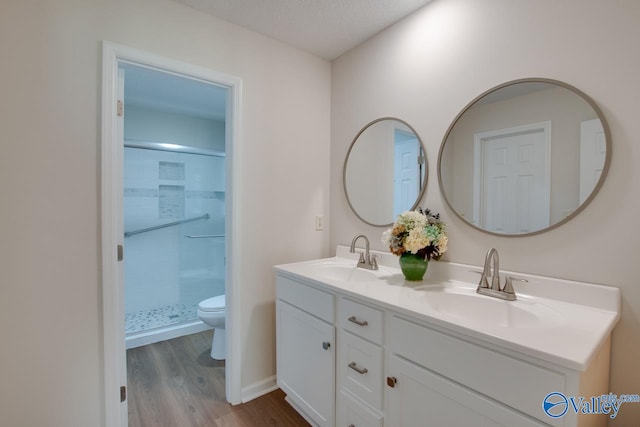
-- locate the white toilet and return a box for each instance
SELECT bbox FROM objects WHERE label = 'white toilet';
[197,294,226,360]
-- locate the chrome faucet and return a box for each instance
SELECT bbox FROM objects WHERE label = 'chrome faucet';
[476,248,526,301]
[349,234,378,270]
[480,247,501,291]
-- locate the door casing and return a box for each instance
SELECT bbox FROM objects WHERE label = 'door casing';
[101,41,243,427]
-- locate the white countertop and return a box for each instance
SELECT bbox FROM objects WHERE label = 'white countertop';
[274,246,621,372]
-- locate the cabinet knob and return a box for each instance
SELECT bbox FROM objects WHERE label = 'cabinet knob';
[386,376,397,388]
[322,341,331,350]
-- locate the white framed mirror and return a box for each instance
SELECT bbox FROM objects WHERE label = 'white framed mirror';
[438,78,611,236]
[344,117,427,226]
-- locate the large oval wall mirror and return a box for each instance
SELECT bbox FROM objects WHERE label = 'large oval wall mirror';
[344,117,427,226]
[438,78,611,236]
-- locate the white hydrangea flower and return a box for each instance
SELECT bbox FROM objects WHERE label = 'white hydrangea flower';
[404,228,430,254]
[395,211,425,234]
[436,235,448,254]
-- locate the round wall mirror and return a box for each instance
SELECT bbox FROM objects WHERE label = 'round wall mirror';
[344,117,427,226]
[438,78,611,236]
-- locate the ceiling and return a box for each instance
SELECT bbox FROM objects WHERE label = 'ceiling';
[174,0,434,60]
[122,1,435,121]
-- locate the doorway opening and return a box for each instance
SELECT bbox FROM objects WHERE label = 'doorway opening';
[121,61,227,349]
[102,42,243,427]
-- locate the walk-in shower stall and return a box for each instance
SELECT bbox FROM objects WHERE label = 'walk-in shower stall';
[123,143,225,348]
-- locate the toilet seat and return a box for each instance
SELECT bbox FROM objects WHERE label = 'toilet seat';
[198,294,225,312]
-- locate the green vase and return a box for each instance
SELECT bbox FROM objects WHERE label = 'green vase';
[399,253,428,281]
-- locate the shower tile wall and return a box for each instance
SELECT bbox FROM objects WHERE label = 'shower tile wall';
[124,147,225,334]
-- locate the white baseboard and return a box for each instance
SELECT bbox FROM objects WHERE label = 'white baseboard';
[240,375,278,403]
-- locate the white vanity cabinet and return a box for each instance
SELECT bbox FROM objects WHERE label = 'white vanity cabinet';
[275,254,617,427]
[276,276,336,427]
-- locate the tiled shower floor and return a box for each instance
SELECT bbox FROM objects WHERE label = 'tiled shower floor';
[125,303,199,335]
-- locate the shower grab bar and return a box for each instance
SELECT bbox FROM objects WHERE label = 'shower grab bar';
[185,234,225,239]
[124,213,210,237]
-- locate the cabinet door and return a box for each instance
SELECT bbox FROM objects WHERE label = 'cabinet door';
[385,354,546,427]
[277,300,335,427]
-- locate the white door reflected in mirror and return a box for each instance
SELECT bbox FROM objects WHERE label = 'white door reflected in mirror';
[579,118,606,204]
[438,78,611,236]
[393,130,423,220]
[473,121,550,234]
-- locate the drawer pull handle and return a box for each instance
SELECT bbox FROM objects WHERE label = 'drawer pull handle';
[348,425,355,427]
[348,316,368,327]
[348,361,368,375]
[387,376,397,388]
[322,341,331,350]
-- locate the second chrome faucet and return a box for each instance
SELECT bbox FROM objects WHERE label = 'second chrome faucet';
[476,248,526,301]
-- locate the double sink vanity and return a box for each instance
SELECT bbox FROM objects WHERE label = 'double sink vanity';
[274,245,620,427]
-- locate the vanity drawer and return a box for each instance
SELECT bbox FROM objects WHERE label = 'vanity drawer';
[338,330,383,410]
[387,315,566,422]
[276,275,334,323]
[338,297,383,344]
[336,390,383,427]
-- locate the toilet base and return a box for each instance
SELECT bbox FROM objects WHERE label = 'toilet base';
[211,328,226,360]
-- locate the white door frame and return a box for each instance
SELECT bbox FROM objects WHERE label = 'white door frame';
[101,41,243,427]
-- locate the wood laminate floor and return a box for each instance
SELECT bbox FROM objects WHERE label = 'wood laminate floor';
[127,330,310,427]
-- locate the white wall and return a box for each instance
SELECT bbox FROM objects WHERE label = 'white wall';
[331,0,640,425]
[0,1,330,426]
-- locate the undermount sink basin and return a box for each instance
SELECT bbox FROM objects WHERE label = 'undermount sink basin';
[305,262,379,283]
[420,288,559,328]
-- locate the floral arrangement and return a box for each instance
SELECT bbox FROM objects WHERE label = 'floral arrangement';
[382,208,448,261]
